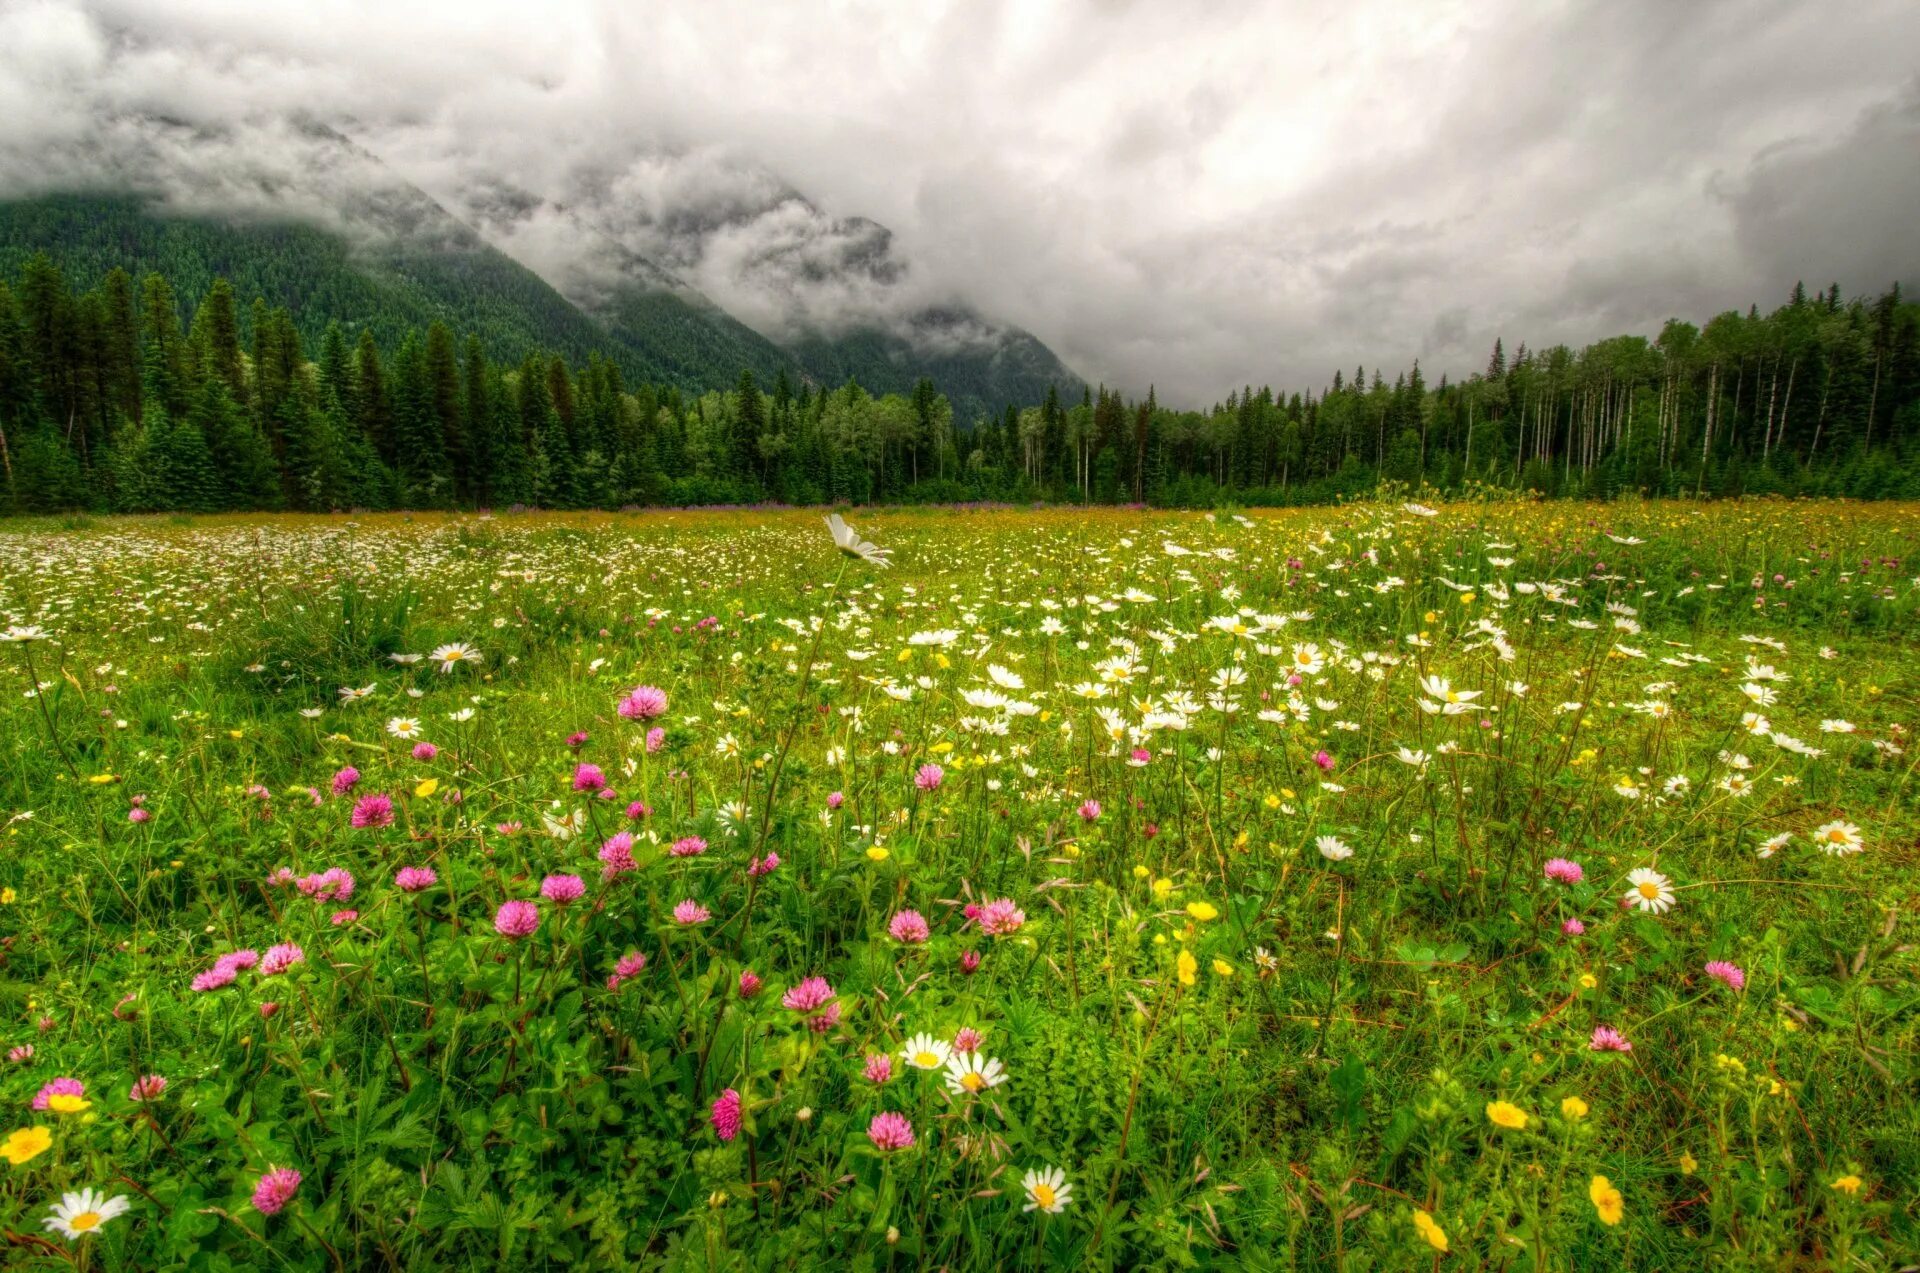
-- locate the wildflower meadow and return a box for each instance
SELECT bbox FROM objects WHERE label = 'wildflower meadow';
[0,497,1914,1269]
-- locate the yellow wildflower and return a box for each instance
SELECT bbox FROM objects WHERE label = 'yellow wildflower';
[1185,901,1219,922]
[1485,1101,1529,1130]
[1561,1096,1589,1120]
[414,778,439,798]
[1412,1208,1448,1252]
[1588,1175,1623,1226]
[1831,1174,1862,1195]
[1176,949,1197,986]
[0,1126,52,1165]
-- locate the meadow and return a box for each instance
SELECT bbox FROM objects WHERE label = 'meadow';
[0,497,1914,1270]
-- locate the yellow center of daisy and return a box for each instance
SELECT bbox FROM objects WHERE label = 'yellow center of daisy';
[914,1051,939,1067]
[1032,1184,1055,1208]
[1827,830,1845,842]
[962,1072,986,1092]
[70,1211,101,1232]
[1637,881,1661,899]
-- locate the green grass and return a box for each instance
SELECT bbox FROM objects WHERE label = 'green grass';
[0,498,1914,1269]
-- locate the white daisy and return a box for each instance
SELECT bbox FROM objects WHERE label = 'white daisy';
[1811,821,1863,855]
[944,1051,1008,1096]
[1315,835,1354,861]
[1021,1165,1073,1213]
[900,1033,952,1071]
[43,1188,130,1240]
[1624,867,1676,914]
[431,642,482,673]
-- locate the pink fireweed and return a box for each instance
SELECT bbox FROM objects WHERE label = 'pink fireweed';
[1561,918,1587,936]
[864,1053,894,1083]
[738,970,763,997]
[572,763,607,794]
[411,741,437,761]
[222,950,260,972]
[259,1002,279,1019]
[330,909,358,926]
[566,731,589,749]
[615,951,647,978]
[1590,1025,1633,1052]
[128,1074,167,1102]
[331,766,359,796]
[395,866,438,893]
[1544,858,1584,883]
[669,836,707,858]
[6,1045,32,1063]
[260,943,305,976]
[1078,799,1102,822]
[252,1168,302,1216]
[914,763,944,791]
[976,898,1026,936]
[494,900,540,938]
[710,1088,742,1141]
[953,1027,984,1053]
[646,727,665,753]
[747,852,780,877]
[672,900,711,925]
[827,791,844,810]
[540,874,585,905]
[619,685,669,720]
[128,805,151,824]
[867,1111,915,1151]
[350,793,393,829]
[1313,750,1335,772]
[960,949,982,974]
[888,910,931,944]
[1704,960,1747,991]
[625,800,652,820]
[31,1078,86,1112]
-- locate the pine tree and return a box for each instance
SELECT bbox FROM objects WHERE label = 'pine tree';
[425,322,467,500]
[351,331,394,463]
[139,273,189,421]
[192,279,246,402]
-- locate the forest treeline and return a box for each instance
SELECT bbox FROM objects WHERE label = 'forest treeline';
[2,255,1917,515]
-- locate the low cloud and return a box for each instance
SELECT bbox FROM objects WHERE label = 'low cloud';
[1,0,1914,403]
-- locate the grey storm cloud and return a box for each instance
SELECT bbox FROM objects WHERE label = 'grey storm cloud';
[0,0,1915,404]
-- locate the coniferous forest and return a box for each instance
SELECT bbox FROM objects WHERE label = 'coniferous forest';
[2,248,1917,514]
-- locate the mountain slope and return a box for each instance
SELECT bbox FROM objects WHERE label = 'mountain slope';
[0,188,1078,419]
[0,193,795,393]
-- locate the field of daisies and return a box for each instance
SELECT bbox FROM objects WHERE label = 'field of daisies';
[0,497,1914,1270]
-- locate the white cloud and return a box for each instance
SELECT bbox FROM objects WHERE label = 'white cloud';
[1,0,1914,402]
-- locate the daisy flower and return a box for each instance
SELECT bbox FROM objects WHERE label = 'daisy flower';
[1623,867,1675,914]
[1811,820,1863,855]
[943,1052,1008,1096]
[430,642,481,673]
[1021,1165,1073,1213]
[385,717,423,740]
[42,1189,130,1240]
[901,1033,953,1071]
[1315,835,1353,861]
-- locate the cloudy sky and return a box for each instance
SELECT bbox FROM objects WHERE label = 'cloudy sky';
[1,0,1916,403]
